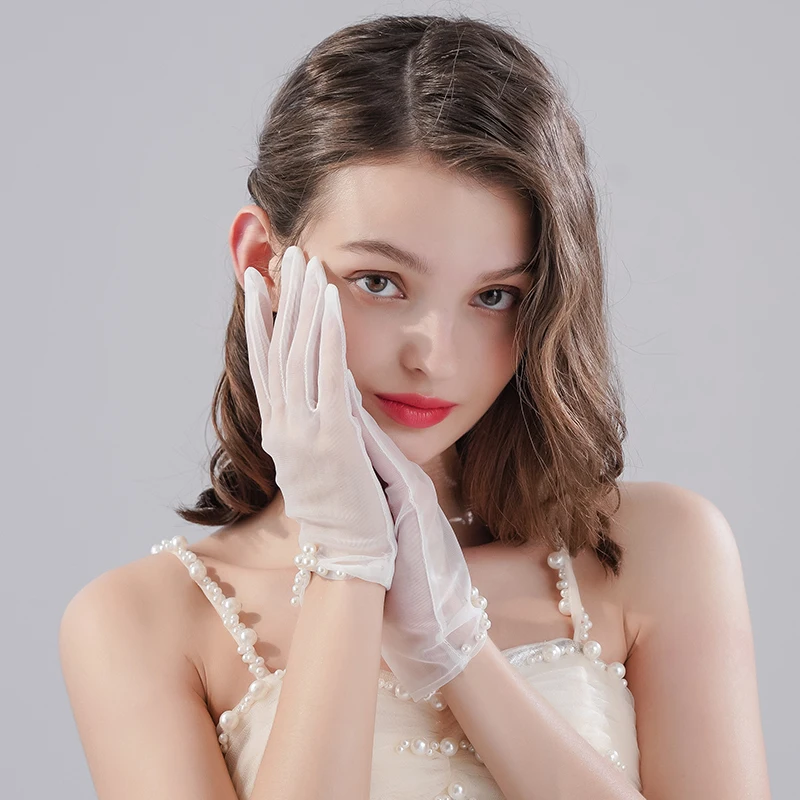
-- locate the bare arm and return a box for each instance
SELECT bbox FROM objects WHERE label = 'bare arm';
[250,572,386,800]
[621,482,771,798]
[59,564,241,800]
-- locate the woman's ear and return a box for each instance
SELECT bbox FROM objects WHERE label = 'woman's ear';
[229,204,281,312]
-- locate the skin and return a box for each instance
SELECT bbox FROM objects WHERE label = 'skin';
[59,152,771,799]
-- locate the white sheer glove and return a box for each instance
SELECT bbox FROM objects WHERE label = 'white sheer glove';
[243,246,397,592]
[347,384,491,702]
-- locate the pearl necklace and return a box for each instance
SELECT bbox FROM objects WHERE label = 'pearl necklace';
[446,509,475,525]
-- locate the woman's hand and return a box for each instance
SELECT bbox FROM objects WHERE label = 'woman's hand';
[243,246,397,592]
[346,381,491,702]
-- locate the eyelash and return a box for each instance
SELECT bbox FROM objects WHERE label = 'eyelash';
[345,272,523,313]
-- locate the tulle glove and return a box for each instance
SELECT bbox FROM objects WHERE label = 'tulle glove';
[346,384,492,702]
[243,246,397,596]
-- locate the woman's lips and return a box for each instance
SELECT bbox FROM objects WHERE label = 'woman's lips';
[374,395,455,428]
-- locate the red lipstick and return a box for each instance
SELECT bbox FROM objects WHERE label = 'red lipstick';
[374,393,457,429]
[376,393,456,409]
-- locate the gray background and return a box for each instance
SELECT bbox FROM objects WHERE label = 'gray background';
[1,0,796,796]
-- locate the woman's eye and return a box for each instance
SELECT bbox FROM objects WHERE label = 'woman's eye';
[351,274,401,298]
[476,288,520,312]
[347,273,521,313]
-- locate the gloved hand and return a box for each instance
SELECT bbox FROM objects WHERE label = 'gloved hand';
[243,246,397,596]
[346,380,492,702]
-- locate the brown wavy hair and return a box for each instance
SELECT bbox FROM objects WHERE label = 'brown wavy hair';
[174,14,629,577]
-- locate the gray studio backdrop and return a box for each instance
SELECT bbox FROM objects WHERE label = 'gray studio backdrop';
[1,1,796,796]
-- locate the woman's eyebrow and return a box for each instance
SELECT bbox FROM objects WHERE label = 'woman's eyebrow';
[337,239,531,282]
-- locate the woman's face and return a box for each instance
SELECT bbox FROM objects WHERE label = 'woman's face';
[271,155,534,467]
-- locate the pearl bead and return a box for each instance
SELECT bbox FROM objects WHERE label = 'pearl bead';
[542,642,562,662]
[428,695,447,711]
[394,685,410,701]
[440,737,459,757]
[237,628,256,648]
[448,782,466,799]
[411,738,428,756]
[583,640,602,659]
[223,612,239,628]
[608,661,626,679]
[218,710,240,732]
[558,597,571,615]
[547,551,566,569]
[189,561,207,580]
[223,597,241,613]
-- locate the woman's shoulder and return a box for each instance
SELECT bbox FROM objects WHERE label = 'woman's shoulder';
[60,537,217,688]
[612,479,736,567]
[612,479,742,643]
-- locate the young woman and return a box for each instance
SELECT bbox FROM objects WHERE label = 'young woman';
[59,14,771,800]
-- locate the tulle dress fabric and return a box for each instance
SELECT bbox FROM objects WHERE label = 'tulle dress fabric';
[154,541,641,799]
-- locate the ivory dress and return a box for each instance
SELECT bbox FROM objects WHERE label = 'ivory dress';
[150,536,641,799]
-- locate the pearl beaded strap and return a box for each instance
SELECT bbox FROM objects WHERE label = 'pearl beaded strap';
[150,535,280,755]
[547,548,629,775]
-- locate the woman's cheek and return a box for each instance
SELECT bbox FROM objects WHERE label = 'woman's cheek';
[339,304,385,370]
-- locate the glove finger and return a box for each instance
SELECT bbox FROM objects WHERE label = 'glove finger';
[317,282,349,420]
[286,254,325,412]
[269,246,305,405]
[243,266,275,428]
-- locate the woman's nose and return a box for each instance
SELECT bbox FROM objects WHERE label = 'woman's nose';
[400,310,461,380]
